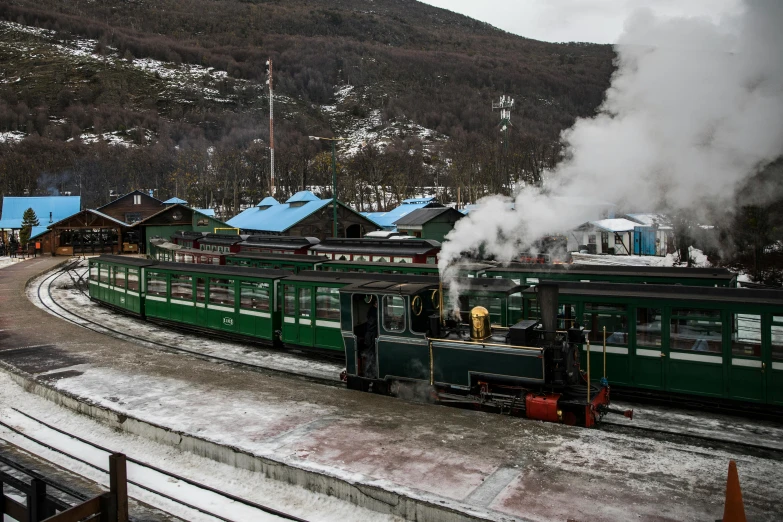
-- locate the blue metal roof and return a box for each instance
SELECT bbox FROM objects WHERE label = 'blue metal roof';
[227,197,331,233]
[164,197,187,204]
[286,190,320,204]
[363,197,440,230]
[256,196,280,207]
[0,196,81,229]
[195,208,216,217]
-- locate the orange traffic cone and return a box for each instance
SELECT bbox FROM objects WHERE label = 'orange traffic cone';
[721,460,746,522]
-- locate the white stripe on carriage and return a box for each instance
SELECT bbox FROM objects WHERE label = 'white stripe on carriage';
[239,309,271,318]
[773,362,783,371]
[731,358,761,368]
[207,304,234,312]
[316,320,340,328]
[636,348,662,358]
[284,316,296,323]
[126,290,139,297]
[146,295,167,302]
[582,345,628,355]
[670,352,722,364]
[299,318,311,326]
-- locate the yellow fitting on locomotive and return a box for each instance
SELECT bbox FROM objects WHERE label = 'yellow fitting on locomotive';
[470,306,491,341]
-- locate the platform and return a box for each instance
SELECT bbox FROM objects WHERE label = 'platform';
[1,256,782,521]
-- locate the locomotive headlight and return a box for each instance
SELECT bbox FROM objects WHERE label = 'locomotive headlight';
[556,409,563,422]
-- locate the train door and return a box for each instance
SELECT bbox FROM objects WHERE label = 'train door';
[352,294,379,379]
[297,286,314,347]
[665,307,724,398]
[194,277,207,326]
[633,306,666,390]
[768,315,783,405]
[281,284,298,344]
[728,312,765,402]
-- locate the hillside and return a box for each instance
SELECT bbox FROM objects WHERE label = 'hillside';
[0,0,615,213]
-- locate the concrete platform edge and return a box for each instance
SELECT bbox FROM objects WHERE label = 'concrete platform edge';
[0,358,525,522]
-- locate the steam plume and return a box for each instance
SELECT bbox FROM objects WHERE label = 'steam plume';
[439,0,783,313]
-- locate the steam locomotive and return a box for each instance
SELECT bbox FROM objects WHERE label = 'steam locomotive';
[341,281,632,428]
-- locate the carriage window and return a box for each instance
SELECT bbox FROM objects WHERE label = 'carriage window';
[464,296,502,325]
[426,256,436,264]
[283,285,295,315]
[146,272,167,296]
[636,308,663,347]
[171,274,193,300]
[731,313,761,357]
[771,316,783,361]
[395,257,412,264]
[99,267,109,283]
[113,267,126,289]
[127,269,139,291]
[375,256,389,263]
[212,256,220,265]
[90,265,99,281]
[354,255,368,261]
[240,282,269,311]
[583,303,628,346]
[670,309,722,353]
[508,292,523,324]
[557,303,576,330]
[209,279,234,305]
[316,287,340,320]
[298,288,312,317]
[195,278,206,302]
[383,295,406,332]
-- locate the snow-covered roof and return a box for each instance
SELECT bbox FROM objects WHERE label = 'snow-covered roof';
[625,213,668,227]
[363,198,442,230]
[163,197,187,204]
[578,218,641,233]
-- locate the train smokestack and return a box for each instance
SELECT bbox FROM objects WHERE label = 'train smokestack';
[536,282,558,342]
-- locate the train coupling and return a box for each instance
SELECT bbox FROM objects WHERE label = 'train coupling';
[601,406,634,420]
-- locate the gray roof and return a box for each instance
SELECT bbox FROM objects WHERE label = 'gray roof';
[393,207,464,227]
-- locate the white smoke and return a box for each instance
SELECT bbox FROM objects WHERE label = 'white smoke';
[439,0,783,312]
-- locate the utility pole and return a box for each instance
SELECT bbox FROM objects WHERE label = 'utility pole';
[266,58,275,196]
[308,136,349,237]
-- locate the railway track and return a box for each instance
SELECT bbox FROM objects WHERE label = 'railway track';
[34,262,344,388]
[0,408,306,521]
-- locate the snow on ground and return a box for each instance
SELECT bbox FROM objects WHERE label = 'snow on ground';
[0,131,25,144]
[0,256,27,269]
[27,264,342,383]
[0,372,403,522]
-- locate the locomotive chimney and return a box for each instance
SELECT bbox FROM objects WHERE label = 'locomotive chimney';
[470,306,491,341]
[536,282,559,342]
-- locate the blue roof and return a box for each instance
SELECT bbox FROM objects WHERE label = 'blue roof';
[227,196,331,233]
[363,197,440,230]
[257,196,280,207]
[195,208,216,217]
[286,191,320,204]
[164,197,187,204]
[0,196,81,229]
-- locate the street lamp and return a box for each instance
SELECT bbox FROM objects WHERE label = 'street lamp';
[309,136,348,238]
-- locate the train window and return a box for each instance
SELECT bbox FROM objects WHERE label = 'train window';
[240,282,269,311]
[195,278,206,302]
[354,255,368,261]
[171,274,193,300]
[99,267,109,283]
[508,292,523,324]
[283,285,295,315]
[426,257,436,264]
[209,279,234,306]
[212,256,220,265]
[771,316,783,361]
[557,303,576,330]
[583,303,628,346]
[731,314,761,357]
[113,267,126,289]
[146,272,167,297]
[465,296,502,325]
[375,256,389,262]
[383,295,406,332]
[127,269,139,291]
[90,265,98,281]
[636,308,662,347]
[298,288,312,317]
[316,287,340,320]
[396,257,412,264]
[669,309,722,353]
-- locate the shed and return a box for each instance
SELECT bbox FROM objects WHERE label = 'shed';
[226,191,379,239]
[131,204,231,254]
[362,196,442,230]
[624,213,674,256]
[393,207,465,242]
[46,209,130,255]
[572,218,640,255]
[96,189,165,225]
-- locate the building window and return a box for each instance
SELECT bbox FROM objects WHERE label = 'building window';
[125,212,142,224]
[133,194,141,205]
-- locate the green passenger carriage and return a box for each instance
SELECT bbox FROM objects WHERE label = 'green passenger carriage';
[225,252,328,273]
[88,256,155,316]
[521,282,783,407]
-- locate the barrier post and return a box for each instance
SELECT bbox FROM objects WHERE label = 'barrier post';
[603,326,607,379]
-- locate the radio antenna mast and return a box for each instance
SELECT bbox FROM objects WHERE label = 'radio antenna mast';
[492,95,514,192]
[266,58,275,196]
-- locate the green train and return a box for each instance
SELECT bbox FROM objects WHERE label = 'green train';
[87,256,783,416]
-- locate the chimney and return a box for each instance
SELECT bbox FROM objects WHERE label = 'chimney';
[49,211,53,224]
